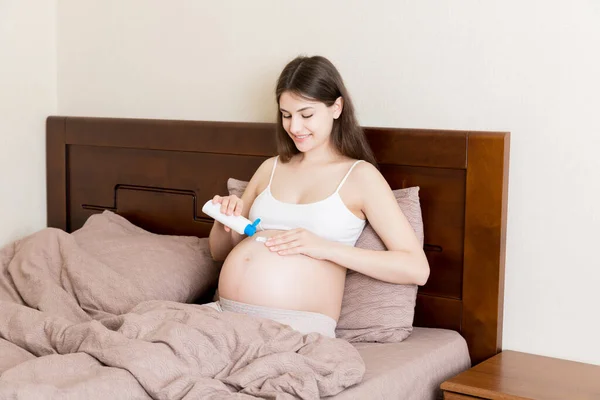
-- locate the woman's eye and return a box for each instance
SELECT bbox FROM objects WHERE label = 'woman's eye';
[302,114,313,119]
[282,114,291,119]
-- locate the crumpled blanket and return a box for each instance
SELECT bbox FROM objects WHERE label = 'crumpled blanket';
[0,228,365,399]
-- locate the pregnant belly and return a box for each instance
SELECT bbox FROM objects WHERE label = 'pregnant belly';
[217,230,346,321]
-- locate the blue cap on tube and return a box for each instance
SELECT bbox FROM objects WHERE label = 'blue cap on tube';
[244,218,261,236]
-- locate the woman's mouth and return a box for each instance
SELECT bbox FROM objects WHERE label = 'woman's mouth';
[292,134,311,141]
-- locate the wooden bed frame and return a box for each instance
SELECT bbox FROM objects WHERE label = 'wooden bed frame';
[46,116,509,365]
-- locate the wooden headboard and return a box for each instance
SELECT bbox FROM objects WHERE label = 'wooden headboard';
[46,116,509,365]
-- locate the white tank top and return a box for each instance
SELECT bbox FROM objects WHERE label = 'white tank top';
[248,157,367,246]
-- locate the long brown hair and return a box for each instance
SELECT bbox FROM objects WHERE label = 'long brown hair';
[275,55,377,166]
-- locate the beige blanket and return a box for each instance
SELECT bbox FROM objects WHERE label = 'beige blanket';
[0,229,364,399]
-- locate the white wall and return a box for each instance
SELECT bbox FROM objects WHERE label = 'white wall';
[0,1,57,246]
[56,1,600,365]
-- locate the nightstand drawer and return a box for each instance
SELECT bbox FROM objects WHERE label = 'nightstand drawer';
[444,392,481,400]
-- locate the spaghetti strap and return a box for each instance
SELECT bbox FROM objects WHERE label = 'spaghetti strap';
[335,160,364,193]
[268,156,279,187]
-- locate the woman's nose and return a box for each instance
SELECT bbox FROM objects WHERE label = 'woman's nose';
[289,116,302,134]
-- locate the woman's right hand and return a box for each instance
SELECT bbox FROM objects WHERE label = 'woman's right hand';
[212,195,244,232]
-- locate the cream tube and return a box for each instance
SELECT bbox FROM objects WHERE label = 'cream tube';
[202,200,261,236]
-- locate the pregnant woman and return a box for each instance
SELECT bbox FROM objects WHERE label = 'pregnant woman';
[209,55,429,338]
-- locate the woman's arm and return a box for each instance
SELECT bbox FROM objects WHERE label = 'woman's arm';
[266,162,430,285]
[208,221,238,262]
[327,240,429,286]
[327,163,430,285]
[208,157,274,261]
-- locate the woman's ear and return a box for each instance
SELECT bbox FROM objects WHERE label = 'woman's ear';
[333,96,344,119]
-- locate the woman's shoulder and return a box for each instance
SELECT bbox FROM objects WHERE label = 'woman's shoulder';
[345,160,388,194]
[350,160,381,180]
[244,157,278,199]
[255,156,278,174]
[249,156,279,185]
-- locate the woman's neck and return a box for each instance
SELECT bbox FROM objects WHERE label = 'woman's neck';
[296,143,344,166]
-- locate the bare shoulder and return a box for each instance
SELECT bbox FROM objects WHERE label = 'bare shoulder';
[247,156,277,190]
[238,156,278,211]
[348,161,388,189]
[256,156,278,176]
[340,161,391,213]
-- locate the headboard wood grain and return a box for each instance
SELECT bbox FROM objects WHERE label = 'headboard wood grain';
[46,116,509,365]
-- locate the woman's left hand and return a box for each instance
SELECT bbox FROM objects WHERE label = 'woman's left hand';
[264,228,335,260]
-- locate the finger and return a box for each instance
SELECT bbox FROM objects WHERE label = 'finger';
[224,225,231,232]
[220,198,229,214]
[266,230,300,246]
[267,229,298,242]
[212,195,222,204]
[233,200,243,216]
[226,200,237,216]
[277,246,302,256]
[279,228,303,239]
[269,240,301,252]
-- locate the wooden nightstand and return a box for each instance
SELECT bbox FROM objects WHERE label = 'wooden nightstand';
[440,350,600,399]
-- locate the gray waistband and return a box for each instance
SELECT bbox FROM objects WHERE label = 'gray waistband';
[219,297,337,338]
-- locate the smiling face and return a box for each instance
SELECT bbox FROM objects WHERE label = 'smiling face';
[279,91,343,154]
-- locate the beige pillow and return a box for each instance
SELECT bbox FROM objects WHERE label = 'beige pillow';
[227,178,248,199]
[72,210,221,308]
[227,178,424,343]
[336,186,423,343]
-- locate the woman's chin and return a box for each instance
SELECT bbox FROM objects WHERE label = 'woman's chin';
[293,140,314,152]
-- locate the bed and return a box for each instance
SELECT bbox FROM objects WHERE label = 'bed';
[1,116,509,399]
